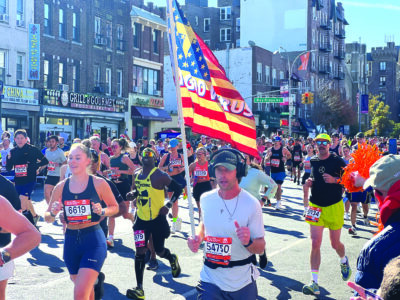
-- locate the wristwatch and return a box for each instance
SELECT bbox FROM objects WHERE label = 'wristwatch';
[165,201,173,209]
[244,238,253,248]
[1,250,11,264]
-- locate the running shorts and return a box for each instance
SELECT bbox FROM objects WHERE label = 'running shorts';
[0,260,15,281]
[15,181,36,198]
[301,172,311,185]
[271,172,286,185]
[63,224,107,275]
[133,215,170,253]
[193,181,212,202]
[306,201,344,230]
[169,174,186,192]
[45,175,60,186]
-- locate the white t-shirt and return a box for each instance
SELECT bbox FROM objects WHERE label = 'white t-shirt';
[1,148,11,167]
[200,188,265,292]
[240,167,277,199]
[45,148,67,177]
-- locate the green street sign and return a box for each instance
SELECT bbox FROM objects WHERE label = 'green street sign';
[254,97,284,103]
[281,112,289,116]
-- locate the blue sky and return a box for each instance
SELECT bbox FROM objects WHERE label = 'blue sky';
[148,0,399,51]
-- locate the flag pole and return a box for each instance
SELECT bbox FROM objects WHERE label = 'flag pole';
[167,0,196,238]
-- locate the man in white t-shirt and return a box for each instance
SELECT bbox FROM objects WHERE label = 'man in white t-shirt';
[188,149,265,299]
[0,138,11,169]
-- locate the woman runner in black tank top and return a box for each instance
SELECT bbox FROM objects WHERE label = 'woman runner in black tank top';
[44,143,118,300]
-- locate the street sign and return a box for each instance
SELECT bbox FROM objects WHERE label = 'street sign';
[254,97,284,103]
[281,112,289,116]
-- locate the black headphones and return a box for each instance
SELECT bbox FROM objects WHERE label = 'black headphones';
[208,148,247,179]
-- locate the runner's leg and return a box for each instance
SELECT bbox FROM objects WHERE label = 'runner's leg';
[0,280,7,300]
[329,228,345,258]
[44,184,54,205]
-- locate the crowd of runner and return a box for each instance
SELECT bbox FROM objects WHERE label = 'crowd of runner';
[0,129,399,300]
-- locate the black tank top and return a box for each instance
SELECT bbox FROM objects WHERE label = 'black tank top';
[330,143,340,155]
[62,175,102,225]
[270,147,285,173]
[293,145,303,162]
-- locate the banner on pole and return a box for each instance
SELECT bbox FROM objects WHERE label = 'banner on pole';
[361,94,369,114]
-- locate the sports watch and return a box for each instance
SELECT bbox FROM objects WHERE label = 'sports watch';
[0,250,11,264]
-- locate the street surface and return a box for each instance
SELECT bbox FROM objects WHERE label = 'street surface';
[7,178,377,300]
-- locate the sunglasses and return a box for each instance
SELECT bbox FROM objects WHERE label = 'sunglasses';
[316,141,329,146]
[142,151,155,157]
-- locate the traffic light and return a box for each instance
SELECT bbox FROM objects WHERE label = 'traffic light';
[301,93,306,104]
[304,92,310,104]
[309,92,314,104]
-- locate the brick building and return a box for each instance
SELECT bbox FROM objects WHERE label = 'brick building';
[367,42,400,122]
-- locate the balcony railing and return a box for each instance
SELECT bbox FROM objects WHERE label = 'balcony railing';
[319,42,332,52]
[335,29,346,39]
[320,20,332,30]
[334,71,345,80]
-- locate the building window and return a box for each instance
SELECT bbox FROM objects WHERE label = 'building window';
[72,12,80,42]
[265,66,270,84]
[204,40,210,47]
[16,53,24,81]
[143,68,148,94]
[280,71,284,80]
[272,68,277,86]
[220,6,231,20]
[94,65,100,87]
[0,0,7,15]
[256,63,262,82]
[59,8,66,38]
[379,76,386,87]
[133,23,141,49]
[132,65,160,95]
[72,64,80,92]
[44,3,51,35]
[380,61,386,71]
[153,29,159,54]
[379,92,386,101]
[204,18,210,32]
[194,16,198,26]
[311,75,315,91]
[153,70,159,95]
[105,21,112,48]
[43,59,49,88]
[16,0,23,23]
[220,28,231,42]
[95,17,101,38]
[235,39,240,48]
[116,25,124,51]
[236,18,240,32]
[105,68,111,95]
[0,50,5,83]
[58,62,64,84]
[117,69,122,97]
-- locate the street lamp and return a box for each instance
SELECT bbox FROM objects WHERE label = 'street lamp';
[278,47,317,136]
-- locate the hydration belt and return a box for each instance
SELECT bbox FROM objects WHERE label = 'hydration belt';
[203,254,257,269]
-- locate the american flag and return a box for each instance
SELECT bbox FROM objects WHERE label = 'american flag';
[167,0,258,158]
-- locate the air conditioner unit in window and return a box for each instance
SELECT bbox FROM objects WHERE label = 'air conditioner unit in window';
[0,14,9,22]
[154,90,161,96]
[58,84,69,91]
[16,20,24,27]
[16,80,24,86]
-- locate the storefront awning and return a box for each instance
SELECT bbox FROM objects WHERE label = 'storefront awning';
[43,106,125,120]
[131,106,172,122]
[2,108,29,118]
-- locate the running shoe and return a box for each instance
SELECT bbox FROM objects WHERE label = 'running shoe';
[265,199,272,207]
[302,281,320,295]
[170,222,176,234]
[363,217,370,226]
[176,217,182,232]
[126,287,145,300]
[348,226,357,235]
[259,251,268,269]
[106,237,114,248]
[344,213,350,220]
[170,254,181,278]
[147,259,159,270]
[340,256,352,281]
[275,200,282,210]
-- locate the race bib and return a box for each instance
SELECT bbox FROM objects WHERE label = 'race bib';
[110,167,120,179]
[204,236,232,266]
[134,230,146,248]
[305,206,322,223]
[64,199,91,224]
[265,160,271,167]
[48,161,56,171]
[15,164,27,177]
[194,170,207,177]
[271,159,280,168]
[304,161,311,169]
[170,159,182,167]
[294,155,301,161]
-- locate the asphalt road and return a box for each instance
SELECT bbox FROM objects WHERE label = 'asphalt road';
[7,178,378,300]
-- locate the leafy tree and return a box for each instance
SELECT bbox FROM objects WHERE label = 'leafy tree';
[366,94,394,136]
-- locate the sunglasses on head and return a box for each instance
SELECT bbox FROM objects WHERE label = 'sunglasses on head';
[316,141,329,146]
[142,150,155,157]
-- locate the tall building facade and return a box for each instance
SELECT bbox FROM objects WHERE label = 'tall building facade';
[367,42,400,122]
[0,0,40,142]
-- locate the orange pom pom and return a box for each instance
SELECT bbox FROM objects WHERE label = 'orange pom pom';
[340,143,381,193]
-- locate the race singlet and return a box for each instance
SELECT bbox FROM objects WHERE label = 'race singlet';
[110,167,120,179]
[294,155,301,162]
[304,161,311,169]
[64,199,92,224]
[15,164,28,177]
[204,236,232,266]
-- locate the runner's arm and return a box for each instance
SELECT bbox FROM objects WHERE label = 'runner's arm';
[36,148,49,167]
[96,177,119,217]
[5,150,14,171]
[0,196,41,263]
[164,176,183,208]
[45,182,64,223]
[121,155,135,175]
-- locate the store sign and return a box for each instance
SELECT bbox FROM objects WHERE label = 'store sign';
[129,94,164,109]
[44,89,127,113]
[2,85,39,105]
[28,24,40,80]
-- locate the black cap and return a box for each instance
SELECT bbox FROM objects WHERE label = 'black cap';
[332,132,340,138]
[142,136,148,140]
[212,151,238,171]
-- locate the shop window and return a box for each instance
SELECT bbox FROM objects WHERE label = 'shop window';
[44,3,52,35]
[72,12,80,42]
